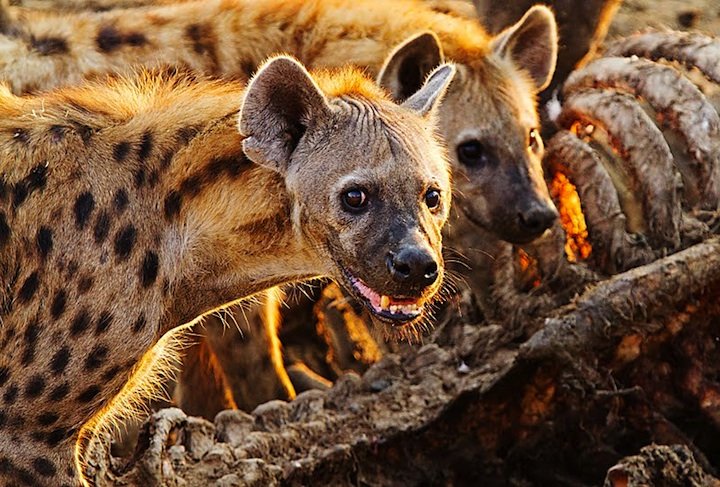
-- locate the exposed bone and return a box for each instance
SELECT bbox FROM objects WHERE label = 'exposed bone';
[559,89,682,250]
[545,130,657,274]
[564,56,720,209]
[521,237,720,361]
[605,30,720,85]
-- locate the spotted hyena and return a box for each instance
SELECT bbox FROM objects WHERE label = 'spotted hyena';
[0,0,560,414]
[0,55,455,485]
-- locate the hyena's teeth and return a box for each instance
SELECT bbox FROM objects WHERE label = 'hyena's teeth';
[380,295,390,309]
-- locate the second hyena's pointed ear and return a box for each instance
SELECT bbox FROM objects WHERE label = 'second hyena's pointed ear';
[238,56,332,174]
[402,63,456,117]
[377,32,445,102]
[490,5,558,92]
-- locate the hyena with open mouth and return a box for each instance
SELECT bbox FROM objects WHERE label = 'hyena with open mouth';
[0,56,455,485]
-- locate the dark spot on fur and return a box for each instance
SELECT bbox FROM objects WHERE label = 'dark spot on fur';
[21,321,40,365]
[50,347,71,376]
[25,375,45,397]
[180,175,202,197]
[114,188,129,213]
[31,36,68,55]
[0,389,17,416]
[67,260,79,278]
[49,383,69,401]
[36,227,53,258]
[18,272,39,303]
[160,151,174,169]
[176,126,199,145]
[93,210,111,244]
[71,121,93,144]
[113,224,136,260]
[2,384,17,404]
[0,213,10,248]
[84,345,109,370]
[95,311,113,334]
[148,169,160,188]
[32,457,56,477]
[132,314,146,333]
[74,192,95,230]
[21,347,34,366]
[0,367,10,387]
[24,321,40,345]
[185,23,219,72]
[78,275,94,294]
[37,412,59,427]
[49,125,66,143]
[164,191,182,220]
[125,32,147,46]
[139,131,153,161]
[12,164,47,208]
[77,385,101,403]
[12,183,28,207]
[206,155,250,179]
[45,427,67,447]
[134,167,146,188]
[101,365,122,381]
[51,290,67,320]
[96,25,146,52]
[140,251,159,288]
[26,164,48,192]
[70,309,91,336]
[113,141,131,163]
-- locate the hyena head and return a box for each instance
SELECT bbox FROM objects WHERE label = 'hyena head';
[240,57,455,332]
[379,6,559,245]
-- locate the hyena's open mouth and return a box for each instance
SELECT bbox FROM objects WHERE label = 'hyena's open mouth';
[340,268,427,325]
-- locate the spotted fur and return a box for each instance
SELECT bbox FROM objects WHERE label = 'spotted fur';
[0,56,455,485]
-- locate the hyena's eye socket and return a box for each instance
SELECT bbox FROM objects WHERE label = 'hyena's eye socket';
[457,140,493,168]
[425,189,441,212]
[341,188,368,212]
[528,128,543,154]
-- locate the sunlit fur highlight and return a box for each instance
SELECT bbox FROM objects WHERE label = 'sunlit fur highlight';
[74,322,193,485]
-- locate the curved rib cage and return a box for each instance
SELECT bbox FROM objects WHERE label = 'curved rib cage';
[537,29,720,283]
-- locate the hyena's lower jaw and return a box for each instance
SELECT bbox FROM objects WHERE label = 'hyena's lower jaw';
[340,268,428,325]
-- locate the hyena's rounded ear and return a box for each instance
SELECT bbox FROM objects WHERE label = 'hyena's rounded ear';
[402,63,456,117]
[238,55,331,174]
[490,5,558,92]
[377,31,445,102]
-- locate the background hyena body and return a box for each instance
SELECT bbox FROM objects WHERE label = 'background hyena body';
[0,55,456,485]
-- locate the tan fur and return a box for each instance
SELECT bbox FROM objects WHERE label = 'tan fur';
[0,57,454,485]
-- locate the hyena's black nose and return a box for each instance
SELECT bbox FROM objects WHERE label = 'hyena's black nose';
[518,203,558,235]
[387,248,439,288]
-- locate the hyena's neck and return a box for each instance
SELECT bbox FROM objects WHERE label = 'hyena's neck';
[4,0,488,94]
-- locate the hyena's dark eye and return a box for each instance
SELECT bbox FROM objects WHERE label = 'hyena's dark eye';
[457,140,491,168]
[341,188,367,212]
[528,128,542,153]
[425,189,441,211]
